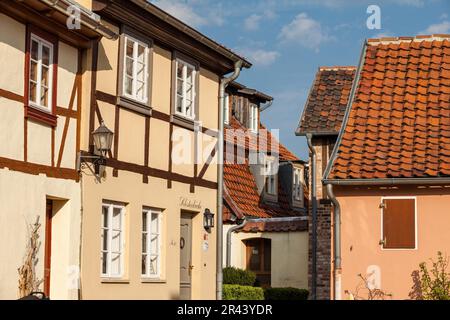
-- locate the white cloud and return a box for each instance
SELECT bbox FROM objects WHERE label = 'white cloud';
[244,14,262,31]
[421,21,450,34]
[236,47,280,67]
[278,13,330,51]
[151,0,224,28]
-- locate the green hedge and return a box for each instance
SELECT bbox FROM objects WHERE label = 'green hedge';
[264,287,309,300]
[223,284,264,300]
[223,267,256,286]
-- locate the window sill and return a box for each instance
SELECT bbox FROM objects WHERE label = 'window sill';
[170,114,198,131]
[141,278,166,284]
[117,96,152,116]
[101,278,130,284]
[25,105,57,127]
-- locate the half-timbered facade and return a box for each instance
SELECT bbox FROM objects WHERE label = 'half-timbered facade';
[78,0,251,300]
[0,0,115,299]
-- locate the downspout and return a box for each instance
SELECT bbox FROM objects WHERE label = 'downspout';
[226,218,247,267]
[306,133,317,300]
[217,60,243,300]
[326,184,341,300]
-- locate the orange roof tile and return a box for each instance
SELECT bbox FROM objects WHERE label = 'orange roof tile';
[297,66,356,135]
[328,35,450,180]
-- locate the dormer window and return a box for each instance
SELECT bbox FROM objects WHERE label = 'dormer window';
[265,157,277,196]
[249,103,258,133]
[293,167,303,201]
[234,96,244,123]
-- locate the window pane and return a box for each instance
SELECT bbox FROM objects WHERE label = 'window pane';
[111,253,121,275]
[185,101,192,117]
[111,230,121,252]
[102,206,109,228]
[142,254,147,275]
[186,67,193,84]
[102,229,108,251]
[126,39,134,58]
[151,213,159,234]
[112,207,121,229]
[125,57,133,77]
[142,232,147,254]
[186,84,193,100]
[177,79,183,96]
[31,40,39,61]
[136,81,145,100]
[41,66,49,87]
[101,252,108,274]
[136,62,145,82]
[40,87,48,107]
[142,212,147,232]
[30,61,38,81]
[150,256,158,275]
[177,63,183,79]
[249,243,260,271]
[29,82,37,103]
[137,45,145,63]
[42,45,50,66]
[176,96,183,113]
[150,234,158,254]
[125,77,132,95]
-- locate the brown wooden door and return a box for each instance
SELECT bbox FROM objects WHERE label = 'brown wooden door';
[44,199,53,297]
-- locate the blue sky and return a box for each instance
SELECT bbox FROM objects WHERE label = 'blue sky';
[152,0,450,160]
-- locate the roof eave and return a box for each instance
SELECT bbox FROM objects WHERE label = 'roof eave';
[324,177,450,186]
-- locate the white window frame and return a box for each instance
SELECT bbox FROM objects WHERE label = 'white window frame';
[224,93,230,125]
[265,157,277,196]
[175,58,196,120]
[249,103,259,133]
[29,33,54,113]
[142,208,162,279]
[101,202,125,278]
[380,196,418,251]
[293,167,303,201]
[122,34,149,104]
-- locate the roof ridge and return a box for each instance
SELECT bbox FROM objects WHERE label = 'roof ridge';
[367,34,450,45]
[319,66,357,71]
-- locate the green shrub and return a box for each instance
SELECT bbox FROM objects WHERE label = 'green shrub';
[264,287,309,300]
[223,284,264,300]
[223,267,256,286]
[418,251,450,300]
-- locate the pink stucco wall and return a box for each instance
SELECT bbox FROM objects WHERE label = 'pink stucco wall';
[335,185,450,300]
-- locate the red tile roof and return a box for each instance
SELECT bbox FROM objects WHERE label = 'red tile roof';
[241,219,308,233]
[328,35,450,180]
[297,66,356,135]
[223,118,306,222]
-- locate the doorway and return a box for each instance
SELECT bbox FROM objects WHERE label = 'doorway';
[44,199,53,297]
[179,213,193,300]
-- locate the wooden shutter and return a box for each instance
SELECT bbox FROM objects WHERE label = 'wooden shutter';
[382,199,416,249]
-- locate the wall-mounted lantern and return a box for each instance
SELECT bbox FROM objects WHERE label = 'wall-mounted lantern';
[203,208,215,232]
[77,121,114,180]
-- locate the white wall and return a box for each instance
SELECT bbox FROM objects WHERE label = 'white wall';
[0,169,80,300]
[223,225,309,289]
